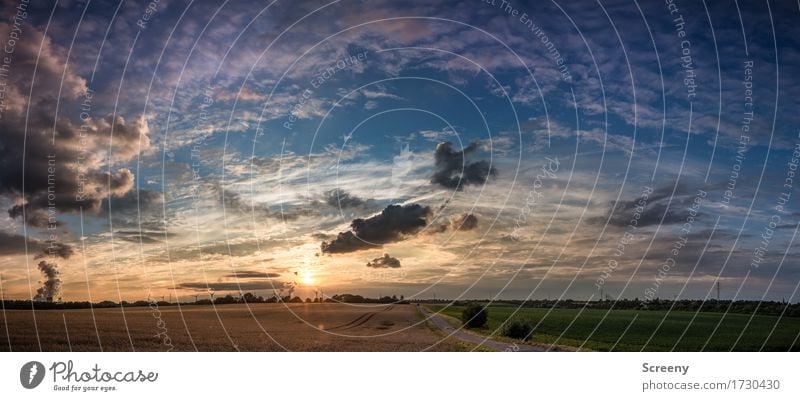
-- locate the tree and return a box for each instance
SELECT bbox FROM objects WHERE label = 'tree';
[502,319,533,340]
[461,303,488,328]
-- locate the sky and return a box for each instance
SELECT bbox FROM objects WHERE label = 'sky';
[1,0,800,303]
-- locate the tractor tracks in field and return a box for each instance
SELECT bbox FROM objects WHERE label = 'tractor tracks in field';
[327,305,395,331]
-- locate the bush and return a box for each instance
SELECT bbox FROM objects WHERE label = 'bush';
[461,303,488,328]
[502,319,533,340]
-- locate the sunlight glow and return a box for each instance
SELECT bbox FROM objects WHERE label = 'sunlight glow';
[301,270,314,285]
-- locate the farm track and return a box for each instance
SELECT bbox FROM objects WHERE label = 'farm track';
[419,305,552,352]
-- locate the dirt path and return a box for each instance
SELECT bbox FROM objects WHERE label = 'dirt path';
[418,305,551,352]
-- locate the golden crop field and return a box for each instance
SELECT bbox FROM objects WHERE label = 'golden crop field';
[0,304,466,352]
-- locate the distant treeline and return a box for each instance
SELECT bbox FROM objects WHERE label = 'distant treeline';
[419,298,800,318]
[0,292,409,310]
[2,295,798,317]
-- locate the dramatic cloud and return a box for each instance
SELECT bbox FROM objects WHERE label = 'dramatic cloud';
[431,141,496,190]
[0,24,149,225]
[367,253,401,268]
[321,203,432,253]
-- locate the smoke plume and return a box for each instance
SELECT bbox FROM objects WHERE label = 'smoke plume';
[33,260,61,302]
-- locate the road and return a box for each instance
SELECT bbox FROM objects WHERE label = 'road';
[417,305,551,352]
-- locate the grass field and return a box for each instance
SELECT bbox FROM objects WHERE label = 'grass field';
[426,304,800,351]
[0,303,468,351]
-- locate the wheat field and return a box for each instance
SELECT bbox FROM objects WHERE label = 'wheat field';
[0,303,466,351]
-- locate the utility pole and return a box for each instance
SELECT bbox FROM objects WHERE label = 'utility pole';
[717,282,720,300]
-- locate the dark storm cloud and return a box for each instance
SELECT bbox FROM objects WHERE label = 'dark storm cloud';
[367,253,401,268]
[1,109,143,220]
[0,23,150,227]
[321,203,432,253]
[176,281,290,291]
[431,141,496,190]
[224,270,282,279]
[323,188,368,209]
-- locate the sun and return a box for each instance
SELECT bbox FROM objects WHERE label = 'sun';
[301,270,314,285]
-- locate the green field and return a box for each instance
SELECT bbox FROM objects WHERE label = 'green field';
[426,305,800,351]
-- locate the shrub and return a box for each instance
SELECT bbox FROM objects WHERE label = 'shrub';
[502,319,533,340]
[461,303,488,328]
